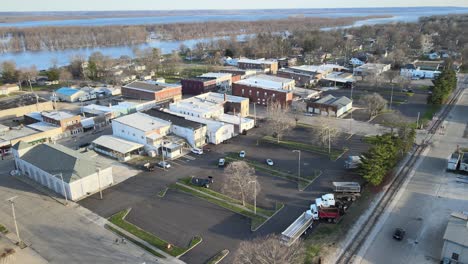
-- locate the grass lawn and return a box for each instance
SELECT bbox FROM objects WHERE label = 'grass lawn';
[224,154,318,188]
[109,209,201,257]
[206,249,230,264]
[170,182,276,231]
[0,223,8,234]
[420,104,441,126]
[262,135,346,160]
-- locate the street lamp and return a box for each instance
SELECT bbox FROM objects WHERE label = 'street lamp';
[293,150,301,190]
[96,167,103,200]
[389,83,394,110]
[56,173,68,204]
[247,180,257,215]
[6,196,22,245]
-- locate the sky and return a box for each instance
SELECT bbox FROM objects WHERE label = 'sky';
[1,0,468,12]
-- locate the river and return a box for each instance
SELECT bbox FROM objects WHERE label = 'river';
[1,7,467,70]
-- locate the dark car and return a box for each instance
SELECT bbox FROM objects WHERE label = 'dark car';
[191,176,214,188]
[393,228,405,240]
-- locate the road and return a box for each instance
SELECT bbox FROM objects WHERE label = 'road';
[354,77,468,264]
[0,158,163,264]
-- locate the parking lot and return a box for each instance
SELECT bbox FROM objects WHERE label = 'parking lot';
[79,120,371,263]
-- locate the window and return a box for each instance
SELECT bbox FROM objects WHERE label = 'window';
[241,89,244,95]
[249,90,252,95]
[451,253,459,261]
[256,91,259,96]
[272,94,276,98]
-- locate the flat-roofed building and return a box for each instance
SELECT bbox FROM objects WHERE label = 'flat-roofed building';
[193,92,250,117]
[353,63,391,77]
[122,81,182,104]
[41,111,83,135]
[91,135,144,161]
[199,72,233,91]
[237,58,279,74]
[441,212,468,263]
[232,74,295,106]
[181,77,217,95]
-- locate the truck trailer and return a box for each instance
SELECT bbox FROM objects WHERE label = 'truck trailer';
[447,152,461,171]
[280,210,314,246]
[332,182,361,201]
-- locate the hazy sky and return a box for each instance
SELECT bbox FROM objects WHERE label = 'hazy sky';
[2,0,468,12]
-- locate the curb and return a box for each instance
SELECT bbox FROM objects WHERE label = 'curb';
[251,203,285,232]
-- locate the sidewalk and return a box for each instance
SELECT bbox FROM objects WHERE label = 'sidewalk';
[0,234,48,264]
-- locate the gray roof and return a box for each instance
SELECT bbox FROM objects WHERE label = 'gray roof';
[123,81,180,92]
[143,109,206,130]
[443,212,468,247]
[315,95,352,108]
[19,142,109,183]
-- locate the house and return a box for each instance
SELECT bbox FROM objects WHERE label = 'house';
[181,77,217,95]
[122,81,182,104]
[232,74,295,106]
[199,72,233,92]
[400,64,441,80]
[353,63,391,77]
[55,87,88,102]
[0,84,20,95]
[91,135,144,162]
[427,52,440,60]
[441,212,468,263]
[143,109,207,148]
[306,94,352,117]
[237,58,279,74]
[12,141,113,201]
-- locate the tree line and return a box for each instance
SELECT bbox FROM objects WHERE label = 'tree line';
[427,67,457,105]
[0,16,380,53]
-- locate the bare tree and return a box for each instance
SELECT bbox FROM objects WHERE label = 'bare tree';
[233,234,305,264]
[19,66,38,92]
[383,70,399,84]
[59,68,73,83]
[222,161,259,207]
[312,116,340,152]
[265,100,294,143]
[361,93,388,120]
[291,100,307,126]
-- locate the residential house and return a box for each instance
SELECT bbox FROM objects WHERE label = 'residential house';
[0,83,20,95]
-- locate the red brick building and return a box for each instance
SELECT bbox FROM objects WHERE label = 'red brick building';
[122,81,182,103]
[181,77,217,95]
[232,75,294,106]
[237,58,279,74]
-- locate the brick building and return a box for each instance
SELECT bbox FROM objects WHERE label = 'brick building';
[122,81,182,103]
[181,77,217,95]
[232,75,294,106]
[237,58,279,74]
[41,111,83,135]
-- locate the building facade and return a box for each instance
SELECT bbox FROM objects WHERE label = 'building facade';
[307,95,352,117]
[237,58,279,74]
[181,78,217,95]
[122,81,182,103]
[441,212,468,264]
[232,75,294,106]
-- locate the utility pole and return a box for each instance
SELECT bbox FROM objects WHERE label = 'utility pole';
[7,196,22,245]
[416,112,420,129]
[253,103,257,127]
[328,128,331,155]
[389,83,394,110]
[57,173,68,204]
[293,150,301,190]
[96,168,103,200]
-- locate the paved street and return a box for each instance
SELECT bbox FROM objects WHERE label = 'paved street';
[0,159,162,264]
[355,79,468,264]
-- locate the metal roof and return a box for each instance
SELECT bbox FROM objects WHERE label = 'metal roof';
[143,109,206,130]
[113,112,171,132]
[16,142,109,183]
[123,81,180,92]
[93,135,143,154]
[314,95,352,108]
[56,87,80,96]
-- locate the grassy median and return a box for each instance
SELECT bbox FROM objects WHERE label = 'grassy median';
[262,134,346,160]
[0,223,8,234]
[109,209,201,257]
[206,249,230,264]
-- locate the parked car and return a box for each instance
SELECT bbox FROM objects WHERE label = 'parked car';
[191,147,203,155]
[218,158,225,167]
[266,159,274,166]
[191,176,214,188]
[393,228,405,241]
[239,151,246,158]
[158,161,171,169]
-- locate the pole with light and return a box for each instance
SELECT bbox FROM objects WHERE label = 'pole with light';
[293,150,301,190]
[6,196,22,245]
[56,173,68,204]
[247,179,257,215]
[96,167,103,200]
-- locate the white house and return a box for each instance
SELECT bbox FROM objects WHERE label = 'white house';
[400,64,441,80]
[13,141,113,201]
[349,58,365,66]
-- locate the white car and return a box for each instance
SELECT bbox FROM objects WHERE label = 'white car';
[239,151,246,158]
[191,147,203,155]
[158,161,171,169]
[266,159,274,166]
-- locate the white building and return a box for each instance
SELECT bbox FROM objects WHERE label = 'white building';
[219,114,255,134]
[112,112,171,151]
[400,64,441,80]
[92,135,144,161]
[353,63,391,77]
[441,212,468,263]
[169,97,225,119]
[13,142,113,201]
